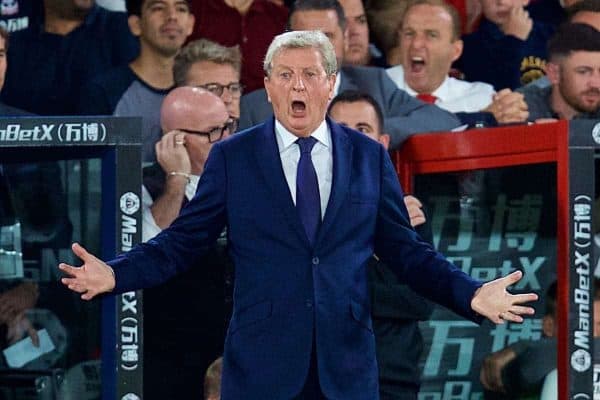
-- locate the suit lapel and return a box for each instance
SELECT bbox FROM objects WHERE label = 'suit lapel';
[316,119,352,245]
[254,118,310,247]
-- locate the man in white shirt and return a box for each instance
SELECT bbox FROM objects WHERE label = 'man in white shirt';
[142,86,233,240]
[386,0,529,123]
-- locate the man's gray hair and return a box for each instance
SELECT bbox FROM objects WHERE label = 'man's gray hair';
[173,39,242,87]
[263,30,338,77]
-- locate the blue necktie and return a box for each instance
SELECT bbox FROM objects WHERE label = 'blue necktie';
[296,137,321,245]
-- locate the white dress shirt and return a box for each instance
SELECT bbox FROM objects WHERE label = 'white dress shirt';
[141,174,200,241]
[275,119,333,219]
[386,65,495,113]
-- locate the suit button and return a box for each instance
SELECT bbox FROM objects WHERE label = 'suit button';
[312,257,319,265]
[305,300,313,308]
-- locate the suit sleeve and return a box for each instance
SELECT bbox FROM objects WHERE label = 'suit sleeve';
[377,70,462,149]
[373,146,483,322]
[108,144,228,293]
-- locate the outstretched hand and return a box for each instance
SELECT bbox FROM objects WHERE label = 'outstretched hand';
[471,270,537,324]
[58,243,115,300]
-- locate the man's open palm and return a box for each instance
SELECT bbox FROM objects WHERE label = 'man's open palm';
[471,270,538,324]
[59,243,115,300]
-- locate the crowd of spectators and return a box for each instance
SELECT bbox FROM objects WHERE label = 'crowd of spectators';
[1,0,599,399]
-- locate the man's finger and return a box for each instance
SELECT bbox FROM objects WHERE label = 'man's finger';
[404,195,422,208]
[59,263,80,278]
[61,277,86,291]
[501,311,523,323]
[502,270,523,286]
[28,326,40,347]
[509,304,535,315]
[81,290,97,301]
[511,292,538,305]
[480,364,490,388]
[410,215,426,227]
[71,242,92,262]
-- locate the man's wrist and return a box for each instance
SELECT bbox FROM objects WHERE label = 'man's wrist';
[168,171,191,184]
[106,264,116,292]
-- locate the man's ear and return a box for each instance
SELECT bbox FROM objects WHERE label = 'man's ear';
[185,15,196,37]
[128,15,141,37]
[379,133,391,151]
[264,76,272,103]
[545,62,560,85]
[452,39,464,63]
[327,73,337,100]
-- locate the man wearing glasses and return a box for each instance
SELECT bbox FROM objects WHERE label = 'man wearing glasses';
[140,86,232,399]
[142,86,232,238]
[174,39,243,130]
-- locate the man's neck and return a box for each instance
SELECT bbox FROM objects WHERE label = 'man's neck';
[129,50,176,90]
[386,48,402,68]
[550,87,578,120]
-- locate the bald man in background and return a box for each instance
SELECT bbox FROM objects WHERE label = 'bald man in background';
[141,86,234,400]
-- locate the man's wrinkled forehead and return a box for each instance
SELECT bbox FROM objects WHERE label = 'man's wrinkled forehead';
[271,47,324,70]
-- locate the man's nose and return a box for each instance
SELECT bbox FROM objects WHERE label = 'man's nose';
[348,22,359,36]
[292,75,306,91]
[165,5,178,20]
[590,71,600,88]
[221,89,233,103]
[410,34,425,49]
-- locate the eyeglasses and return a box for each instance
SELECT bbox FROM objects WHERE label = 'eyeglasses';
[197,82,244,98]
[178,119,237,143]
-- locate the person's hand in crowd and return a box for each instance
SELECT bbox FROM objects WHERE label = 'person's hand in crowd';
[6,312,39,347]
[465,0,482,33]
[59,243,115,301]
[500,4,533,40]
[535,118,559,124]
[483,89,529,123]
[156,130,192,177]
[0,282,39,322]
[480,346,517,392]
[403,195,426,227]
[471,270,537,324]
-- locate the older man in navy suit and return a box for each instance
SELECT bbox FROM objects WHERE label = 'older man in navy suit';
[59,30,537,399]
[239,0,463,149]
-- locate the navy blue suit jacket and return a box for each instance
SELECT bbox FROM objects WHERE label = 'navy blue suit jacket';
[109,118,482,399]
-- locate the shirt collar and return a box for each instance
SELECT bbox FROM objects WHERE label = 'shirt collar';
[430,76,453,102]
[275,119,330,153]
[398,66,450,102]
[403,80,444,101]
